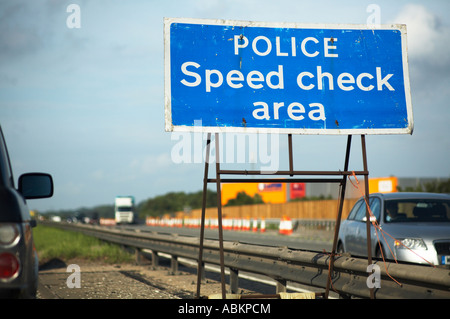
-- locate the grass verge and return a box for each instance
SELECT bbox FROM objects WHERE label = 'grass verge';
[33,224,134,265]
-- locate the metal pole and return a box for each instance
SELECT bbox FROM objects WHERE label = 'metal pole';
[361,135,375,299]
[216,169,368,176]
[215,133,227,299]
[325,135,352,298]
[288,134,294,176]
[196,133,211,298]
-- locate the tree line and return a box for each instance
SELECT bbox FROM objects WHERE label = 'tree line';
[397,178,450,193]
[41,189,263,220]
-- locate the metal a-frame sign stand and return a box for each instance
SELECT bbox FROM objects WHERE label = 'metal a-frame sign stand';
[195,133,375,299]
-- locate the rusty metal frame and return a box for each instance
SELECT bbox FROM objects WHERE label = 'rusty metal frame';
[196,133,374,299]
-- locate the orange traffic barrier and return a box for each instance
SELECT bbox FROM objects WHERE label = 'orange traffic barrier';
[100,218,116,226]
[223,218,232,230]
[233,219,242,231]
[242,218,251,231]
[252,219,258,232]
[279,216,293,235]
[260,218,266,232]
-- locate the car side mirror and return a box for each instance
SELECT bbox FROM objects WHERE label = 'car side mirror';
[18,173,54,199]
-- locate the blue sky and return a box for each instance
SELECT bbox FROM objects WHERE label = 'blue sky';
[0,0,449,211]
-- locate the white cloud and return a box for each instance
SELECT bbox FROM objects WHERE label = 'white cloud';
[59,181,84,196]
[91,169,105,181]
[130,153,172,175]
[393,4,450,66]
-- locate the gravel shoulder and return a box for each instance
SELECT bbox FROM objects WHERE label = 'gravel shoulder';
[37,228,334,300]
[37,258,255,299]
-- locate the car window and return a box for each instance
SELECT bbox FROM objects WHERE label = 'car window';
[354,200,368,221]
[347,200,363,220]
[384,199,450,223]
[370,198,381,222]
[349,197,381,222]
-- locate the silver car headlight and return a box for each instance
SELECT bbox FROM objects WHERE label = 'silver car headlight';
[395,238,427,250]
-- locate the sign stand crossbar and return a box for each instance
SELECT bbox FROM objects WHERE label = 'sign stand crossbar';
[195,133,374,299]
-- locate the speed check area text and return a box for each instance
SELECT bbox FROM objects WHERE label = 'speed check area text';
[180,35,395,122]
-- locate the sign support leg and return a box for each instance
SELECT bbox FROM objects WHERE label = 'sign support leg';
[196,133,211,298]
[288,134,294,176]
[195,133,230,299]
[361,135,375,299]
[196,133,372,299]
[214,133,227,299]
[325,135,352,298]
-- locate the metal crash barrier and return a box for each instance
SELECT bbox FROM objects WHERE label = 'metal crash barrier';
[43,222,450,299]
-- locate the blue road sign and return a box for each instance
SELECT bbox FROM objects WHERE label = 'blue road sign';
[164,18,413,135]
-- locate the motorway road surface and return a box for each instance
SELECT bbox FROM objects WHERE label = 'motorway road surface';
[122,224,335,253]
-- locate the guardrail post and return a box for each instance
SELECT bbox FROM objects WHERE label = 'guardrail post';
[275,279,287,294]
[230,268,239,294]
[151,250,159,269]
[198,261,206,284]
[170,255,178,275]
[135,248,143,265]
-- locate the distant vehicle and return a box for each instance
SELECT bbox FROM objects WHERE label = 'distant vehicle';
[338,192,450,266]
[74,212,86,223]
[50,216,61,222]
[114,196,135,224]
[89,212,100,225]
[0,126,53,298]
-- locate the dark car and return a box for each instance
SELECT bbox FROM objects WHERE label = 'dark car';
[338,192,450,266]
[0,126,53,298]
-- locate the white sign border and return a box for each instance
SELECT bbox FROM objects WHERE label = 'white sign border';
[164,17,413,135]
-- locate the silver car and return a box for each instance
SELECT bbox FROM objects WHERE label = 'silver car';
[338,192,450,266]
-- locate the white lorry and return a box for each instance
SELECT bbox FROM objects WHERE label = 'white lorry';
[114,196,135,224]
